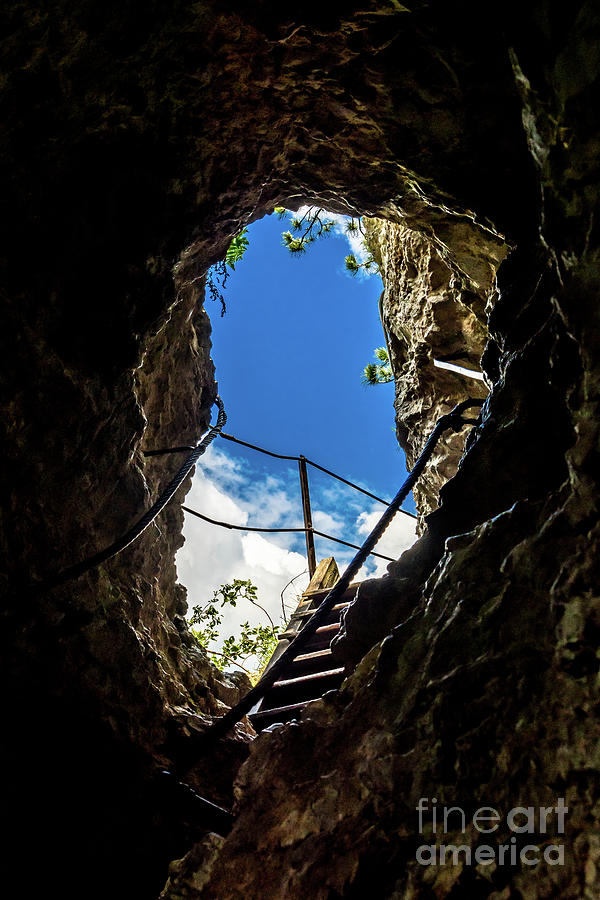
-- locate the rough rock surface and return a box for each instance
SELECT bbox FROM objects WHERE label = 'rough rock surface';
[1,260,254,896]
[1,1,599,899]
[365,217,493,525]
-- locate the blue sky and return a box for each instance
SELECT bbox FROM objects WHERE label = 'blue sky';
[207,211,412,501]
[176,210,417,670]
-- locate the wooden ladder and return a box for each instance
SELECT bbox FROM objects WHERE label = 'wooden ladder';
[249,558,358,732]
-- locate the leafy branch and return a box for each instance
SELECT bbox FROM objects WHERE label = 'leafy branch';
[225,229,250,268]
[275,206,380,277]
[189,578,282,681]
[201,648,254,676]
[344,252,379,277]
[276,206,335,254]
[362,346,393,385]
[206,227,249,316]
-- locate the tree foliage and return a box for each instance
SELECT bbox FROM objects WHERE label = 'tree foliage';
[277,206,336,255]
[206,227,249,316]
[225,228,249,269]
[344,252,379,276]
[189,578,281,680]
[362,346,393,385]
[276,206,379,277]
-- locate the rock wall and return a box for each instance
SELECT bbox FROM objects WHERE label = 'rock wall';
[1,262,253,897]
[1,1,599,898]
[365,217,493,525]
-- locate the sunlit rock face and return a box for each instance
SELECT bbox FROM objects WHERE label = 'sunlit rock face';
[365,217,494,526]
[1,1,599,898]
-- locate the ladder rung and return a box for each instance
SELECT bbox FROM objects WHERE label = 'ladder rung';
[280,620,342,641]
[315,623,340,634]
[250,700,314,722]
[272,668,345,689]
[300,582,359,600]
[289,602,351,621]
[292,648,333,663]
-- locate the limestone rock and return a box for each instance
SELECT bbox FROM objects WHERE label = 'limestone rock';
[365,218,494,526]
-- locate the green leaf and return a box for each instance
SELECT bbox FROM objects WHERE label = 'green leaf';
[361,349,394,385]
[225,227,249,270]
[283,232,307,254]
[190,578,283,678]
[362,362,380,385]
[345,254,360,274]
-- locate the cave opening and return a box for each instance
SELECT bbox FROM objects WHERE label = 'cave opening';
[157,203,501,765]
[175,198,499,678]
[176,206,420,675]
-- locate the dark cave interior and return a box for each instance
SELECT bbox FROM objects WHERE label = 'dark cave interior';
[1,2,599,897]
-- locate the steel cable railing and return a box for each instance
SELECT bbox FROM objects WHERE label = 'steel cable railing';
[26,396,481,625]
[148,418,417,577]
[217,432,416,516]
[181,506,396,562]
[144,430,417,517]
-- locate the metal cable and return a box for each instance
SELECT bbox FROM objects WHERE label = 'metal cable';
[214,432,417,518]
[302,457,408,511]
[219,432,298,461]
[178,397,485,754]
[181,506,395,562]
[27,398,227,595]
[143,430,418,516]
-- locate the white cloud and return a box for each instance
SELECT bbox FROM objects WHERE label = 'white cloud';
[312,508,346,534]
[176,448,309,657]
[241,532,305,576]
[355,507,417,577]
[197,444,248,489]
